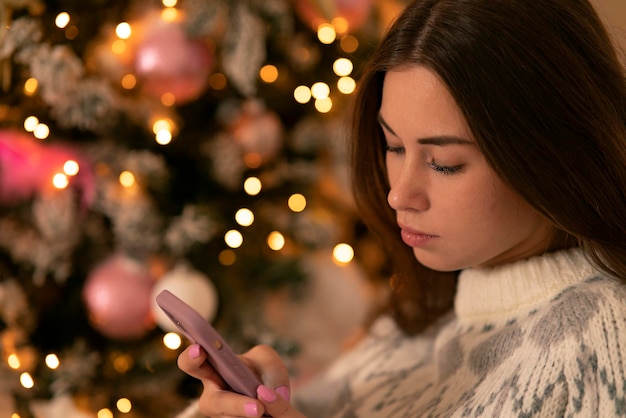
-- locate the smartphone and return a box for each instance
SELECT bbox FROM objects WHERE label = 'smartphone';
[155,289,262,398]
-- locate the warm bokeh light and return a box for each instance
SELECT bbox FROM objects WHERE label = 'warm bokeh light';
[24,116,39,132]
[267,231,285,251]
[97,409,114,418]
[311,82,330,99]
[288,193,306,212]
[152,118,173,134]
[55,12,70,29]
[317,23,336,44]
[209,73,227,90]
[121,74,136,89]
[52,173,69,189]
[331,17,349,35]
[333,58,353,76]
[111,39,126,54]
[113,354,133,373]
[8,353,20,369]
[333,243,354,264]
[45,354,60,369]
[161,92,176,106]
[260,65,278,83]
[20,372,34,389]
[33,123,50,139]
[162,0,178,6]
[24,77,38,95]
[294,85,312,104]
[224,230,243,248]
[161,7,179,22]
[115,22,132,39]
[119,171,136,187]
[218,249,236,266]
[156,129,173,145]
[315,97,333,113]
[116,398,132,413]
[163,332,182,350]
[244,177,262,195]
[64,160,80,176]
[340,35,359,53]
[337,76,356,94]
[235,208,254,226]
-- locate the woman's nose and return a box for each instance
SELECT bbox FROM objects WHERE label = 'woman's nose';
[387,166,429,212]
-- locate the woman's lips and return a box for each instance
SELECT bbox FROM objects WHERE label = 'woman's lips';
[399,228,438,247]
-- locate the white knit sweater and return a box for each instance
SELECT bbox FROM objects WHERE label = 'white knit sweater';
[178,249,626,417]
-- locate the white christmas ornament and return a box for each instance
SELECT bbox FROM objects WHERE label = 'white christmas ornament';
[151,263,219,332]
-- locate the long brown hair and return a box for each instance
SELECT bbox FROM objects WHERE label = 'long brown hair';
[352,0,626,335]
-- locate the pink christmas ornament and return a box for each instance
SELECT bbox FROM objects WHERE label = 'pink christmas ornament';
[0,130,94,206]
[134,19,213,104]
[294,0,375,32]
[232,101,283,163]
[83,253,156,340]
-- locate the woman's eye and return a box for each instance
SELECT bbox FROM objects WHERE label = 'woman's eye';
[385,145,405,154]
[428,159,463,175]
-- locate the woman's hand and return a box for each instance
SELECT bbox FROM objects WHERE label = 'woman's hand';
[178,343,306,417]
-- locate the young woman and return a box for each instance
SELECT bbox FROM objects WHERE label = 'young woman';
[176,0,626,416]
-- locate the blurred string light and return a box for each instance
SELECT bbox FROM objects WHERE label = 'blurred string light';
[294,85,312,104]
[224,230,243,248]
[52,173,69,189]
[331,17,349,35]
[288,193,306,212]
[121,74,136,89]
[161,7,179,21]
[235,208,254,226]
[260,65,278,83]
[7,353,20,369]
[333,243,354,264]
[311,82,330,99]
[244,177,262,195]
[333,58,353,76]
[218,249,236,266]
[116,398,132,414]
[317,23,336,44]
[45,354,60,369]
[55,12,70,29]
[64,160,80,176]
[162,0,178,7]
[267,231,285,251]
[315,97,332,113]
[337,76,356,94]
[163,332,182,350]
[97,409,114,418]
[23,116,38,132]
[24,77,38,95]
[119,171,136,188]
[340,35,359,53]
[20,372,34,389]
[115,22,132,39]
[33,123,50,140]
[152,118,176,145]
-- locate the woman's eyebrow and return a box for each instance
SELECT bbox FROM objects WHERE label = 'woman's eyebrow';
[378,113,473,146]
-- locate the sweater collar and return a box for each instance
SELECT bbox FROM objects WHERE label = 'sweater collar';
[454,248,597,322]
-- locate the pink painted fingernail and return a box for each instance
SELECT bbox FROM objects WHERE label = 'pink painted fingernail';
[257,385,277,403]
[244,401,259,417]
[275,385,290,401]
[189,344,201,359]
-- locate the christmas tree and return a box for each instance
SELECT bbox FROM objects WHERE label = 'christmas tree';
[0,0,405,416]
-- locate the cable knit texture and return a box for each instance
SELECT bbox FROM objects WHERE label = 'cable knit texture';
[294,249,626,417]
[177,249,626,417]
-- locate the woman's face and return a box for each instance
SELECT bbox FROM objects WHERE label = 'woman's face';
[380,67,556,271]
